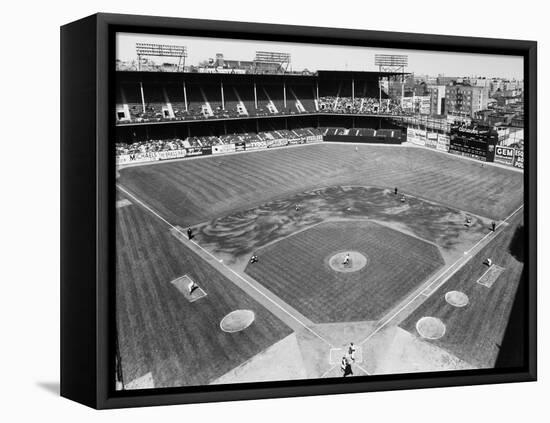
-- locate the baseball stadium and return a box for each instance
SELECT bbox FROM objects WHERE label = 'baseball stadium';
[114,47,525,390]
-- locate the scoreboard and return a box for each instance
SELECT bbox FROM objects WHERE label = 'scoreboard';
[449,125,498,162]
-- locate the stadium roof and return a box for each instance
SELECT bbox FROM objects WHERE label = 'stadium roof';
[116,69,409,83]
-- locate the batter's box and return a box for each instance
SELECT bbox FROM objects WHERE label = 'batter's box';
[477,265,505,288]
[171,275,207,303]
[329,346,363,364]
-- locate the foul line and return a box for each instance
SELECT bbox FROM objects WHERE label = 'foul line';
[319,362,371,378]
[320,364,339,378]
[116,183,334,348]
[465,204,524,255]
[358,203,524,347]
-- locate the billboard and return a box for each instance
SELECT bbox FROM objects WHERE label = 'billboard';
[245,140,267,150]
[288,137,306,145]
[494,146,516,165]
[407,127,426,146]
[426,132,438,148]
[514,149,524,169]
[449,125,498,162]
[212,143,236,154]
[306,135,323,143]
[436,134,450,152]
[266,138,289,148]
[116,149,189,165]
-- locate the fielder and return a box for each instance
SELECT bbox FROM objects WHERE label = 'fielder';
[187,280,198,295]
[343,253,350,266]
[348,342,356,362]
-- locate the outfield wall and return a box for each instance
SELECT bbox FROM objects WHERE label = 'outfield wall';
[405,124,523,169]
[322,134,403,144]
[116,135,323,166]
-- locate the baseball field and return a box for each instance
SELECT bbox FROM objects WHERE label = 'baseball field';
[116,142,525,388]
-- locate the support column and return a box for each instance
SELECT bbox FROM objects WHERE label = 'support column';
[140,82,146,113]
[254,82,258,109]
[378,77,382,108]
[316,81,319,102]
[221,81,225,110]
[352,79,355,102]
[183,81,188,112]
[283,82,287,110]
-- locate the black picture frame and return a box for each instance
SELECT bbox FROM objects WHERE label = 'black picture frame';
[60,12,537,409]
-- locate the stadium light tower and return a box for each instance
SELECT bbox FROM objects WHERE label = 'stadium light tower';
[136,43,188,72]
[374,54,408,74]
[375,54,409,101]
[254,51,291,73]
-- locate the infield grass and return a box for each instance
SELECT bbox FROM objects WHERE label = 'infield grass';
[244,220,444,323]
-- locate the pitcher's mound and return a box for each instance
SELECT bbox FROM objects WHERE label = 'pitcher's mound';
[416,317,446,340]
[220,310,255,333]
[327,251,368,273]
[445,291,469,307]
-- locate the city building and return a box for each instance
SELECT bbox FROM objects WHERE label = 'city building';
[427,85,446,115]
[445,83,489,117]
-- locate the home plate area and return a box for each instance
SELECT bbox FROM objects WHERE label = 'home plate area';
[329,345,363,364]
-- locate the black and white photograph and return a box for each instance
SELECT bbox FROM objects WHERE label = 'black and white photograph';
[2,0,547,419]
[113,31,527,391]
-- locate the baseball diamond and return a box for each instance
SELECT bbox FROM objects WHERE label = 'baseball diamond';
[116,141,524,388]
[111,35,526,391]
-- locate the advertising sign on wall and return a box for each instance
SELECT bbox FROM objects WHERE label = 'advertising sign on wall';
[245,141,267,150]
[436,134,450,152]
[407,128,426,146]
[494,146,516,165]
[514,149,524,169]
[212,143,236,154]
[426,132,438,148]
[306,135,323,143]
[115,149,190,165]
[266,138,289,148]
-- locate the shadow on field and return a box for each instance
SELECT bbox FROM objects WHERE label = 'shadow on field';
[495,267,526,368]
[508,224,525,263]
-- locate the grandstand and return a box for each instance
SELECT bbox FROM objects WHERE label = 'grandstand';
[115,70,406,125]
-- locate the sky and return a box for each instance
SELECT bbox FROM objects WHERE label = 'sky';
[117,32,523,80]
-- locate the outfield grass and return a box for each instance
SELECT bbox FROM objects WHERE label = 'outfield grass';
[116,196,292,388]
[399,213,525,368]
[118,143,523,227]
[244,220,444,323]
